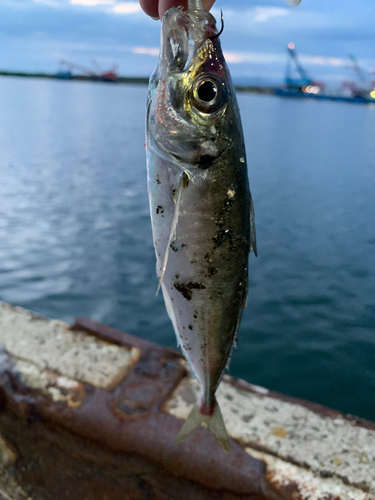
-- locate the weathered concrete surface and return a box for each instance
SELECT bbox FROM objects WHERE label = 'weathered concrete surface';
[0,302,140,390]
[0,301,374,500]
[167,377,375,499]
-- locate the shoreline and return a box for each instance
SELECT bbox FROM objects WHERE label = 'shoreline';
[2,71,374,104]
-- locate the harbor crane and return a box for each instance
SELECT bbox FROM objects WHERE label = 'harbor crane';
[285,43,323,94]
[59,59,118,82]
[346,54,373,97]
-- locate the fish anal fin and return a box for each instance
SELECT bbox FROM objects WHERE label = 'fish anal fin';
[176,397,230,452]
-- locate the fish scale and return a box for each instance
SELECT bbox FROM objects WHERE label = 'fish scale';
[146,0,256,451]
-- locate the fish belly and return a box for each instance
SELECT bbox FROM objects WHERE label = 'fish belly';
[147,150,250,406]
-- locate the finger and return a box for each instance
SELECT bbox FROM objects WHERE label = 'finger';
[202,0,216,11]
[159,0,216,19]
[139,0,159,19]
[158,0,187,18]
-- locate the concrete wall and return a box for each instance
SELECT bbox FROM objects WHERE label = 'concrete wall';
[0,302,374,500]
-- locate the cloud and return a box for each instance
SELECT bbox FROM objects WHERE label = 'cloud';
[31,0,63,7]
[224,51,284,65]
[111,2,141,14]
[211,6,289,25]
[222,50,349,69]
[118,46,354,73]
[126,46,348,71]
[70,0,114,5]
[133,46,159,56]
[70,0,141,14]
[252,7,289,23]
[212,5,290,23]
[2,0,375,80]
[301,55,347,68]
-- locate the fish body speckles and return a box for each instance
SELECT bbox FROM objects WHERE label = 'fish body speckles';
[146,2,256,451]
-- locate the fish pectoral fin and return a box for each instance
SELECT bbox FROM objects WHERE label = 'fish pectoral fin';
[249,192,257,257]
[176,398,230,452]
[156,170,190,295]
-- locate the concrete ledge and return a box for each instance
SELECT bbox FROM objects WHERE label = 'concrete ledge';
[0,302,374,500]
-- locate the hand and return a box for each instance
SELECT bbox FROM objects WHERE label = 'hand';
[139,0,216,20]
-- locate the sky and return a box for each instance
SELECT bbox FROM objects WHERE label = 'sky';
[1,0,375,85]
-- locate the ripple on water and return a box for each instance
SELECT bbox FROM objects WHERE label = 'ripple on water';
[0,80,374,419]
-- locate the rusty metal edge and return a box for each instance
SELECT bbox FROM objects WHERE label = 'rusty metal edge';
[72,317,375,433]
[72,317,183,359]
[70,317,375,496]
[0,347,274,499]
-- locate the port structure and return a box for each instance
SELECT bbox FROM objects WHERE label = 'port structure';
[347,54,375,98]
[57,59,118,82]
[285,42,323,95]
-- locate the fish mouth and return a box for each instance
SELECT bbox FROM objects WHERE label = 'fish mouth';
[159,7,218,74]
[149,6,229,169]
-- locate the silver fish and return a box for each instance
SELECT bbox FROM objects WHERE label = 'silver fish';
[146,0,256,451]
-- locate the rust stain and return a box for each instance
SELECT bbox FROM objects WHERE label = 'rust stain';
[266,470,303,500]
[270,427,287,439]
[0,314,373,500]
[0,317,270,499]
[0,434,18,465]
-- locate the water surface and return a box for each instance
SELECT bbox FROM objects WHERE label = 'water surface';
[0,76,374,420]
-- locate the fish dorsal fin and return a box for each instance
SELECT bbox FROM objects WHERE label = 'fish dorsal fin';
[156,171,190,295]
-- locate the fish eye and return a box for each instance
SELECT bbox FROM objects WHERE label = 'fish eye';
[197,81,217,103]
[191,76,227,113]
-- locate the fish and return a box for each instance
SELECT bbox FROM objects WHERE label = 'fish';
[146,0,256,452]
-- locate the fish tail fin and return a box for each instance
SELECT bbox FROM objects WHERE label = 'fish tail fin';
[176,397,230,452]
[206,399,230,452]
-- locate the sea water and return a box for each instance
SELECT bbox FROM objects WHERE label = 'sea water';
[0,76,374,420]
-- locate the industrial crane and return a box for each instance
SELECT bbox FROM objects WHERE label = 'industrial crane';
[347,54,372,97]
[58,59,118,82]
[285,43,323,94]
[60,59,97,76]
[91,59,119,81]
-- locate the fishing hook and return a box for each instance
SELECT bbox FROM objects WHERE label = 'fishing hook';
[210,10,224,40]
